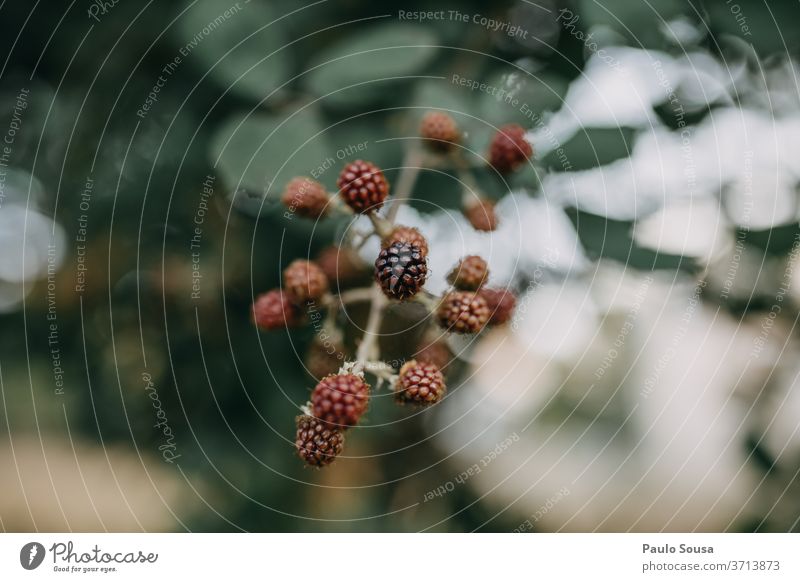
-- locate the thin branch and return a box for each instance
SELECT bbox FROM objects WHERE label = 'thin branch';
[386,146,425,223]
[334,287,375,305]
[353,284,386,375]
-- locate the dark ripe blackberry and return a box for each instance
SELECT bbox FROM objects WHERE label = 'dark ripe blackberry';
[447,255,489,291]
[488,123,533,173]
[480,287,517,325]
[283,259,328,304]
[382,226,429,258]
[464,198,499,232]
[395,360,446,405]
[437,290,490,334]
[337,160,389,214]
[252,289,300,330]
[281,177,330,219]
[374,241,428,300]
[420,111,460,151]
[311,373,370,428]
[295,415,344,467]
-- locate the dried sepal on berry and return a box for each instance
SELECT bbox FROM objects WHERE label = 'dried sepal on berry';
[282,259,328,304]
[281,177,330,219]
[395,360,446,405]
[252,289,301,330]
[337,160,390,214]
[447,255,489,291]
[464,198,499,232]
[374,241,428,300]
[311,373,370,428]
[480,287,517,325]
[382,225,429,258]
[295,415,344,467]
[488,123,533,173]
[420,111,460,152]
[437,290,490,334]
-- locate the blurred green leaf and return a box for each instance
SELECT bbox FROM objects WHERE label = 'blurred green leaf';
[576,0,684,47]
[477,69,568,128]
[305,23,439,108]
[542,127,635,172]
[210,106,331,198]
[176,0,291,101]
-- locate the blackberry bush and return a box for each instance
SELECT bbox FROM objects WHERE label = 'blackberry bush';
[254,110,527,466]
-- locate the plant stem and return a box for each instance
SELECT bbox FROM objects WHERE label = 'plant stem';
[353,285,386,374]
[453,151,486,206]
[347,148,429,376]
[333,287,374,305]
[386,146,424,223]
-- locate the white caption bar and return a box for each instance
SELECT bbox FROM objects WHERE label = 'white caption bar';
[0,533,796,580]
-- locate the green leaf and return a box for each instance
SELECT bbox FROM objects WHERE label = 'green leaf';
[209,106,331,199]
[477,69,568,129]
[176,0,290,101]
[305,23,439,108]
[575,0,684,48]
[542,127,636,172]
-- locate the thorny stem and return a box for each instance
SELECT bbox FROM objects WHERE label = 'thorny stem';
[349,145,427,378]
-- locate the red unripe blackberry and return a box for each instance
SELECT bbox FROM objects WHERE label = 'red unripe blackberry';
[416,340,452,371]
[488,123,533,173]
[311,373,370,428]
[420,111,460,151]
[281,177,330,219]
[464,198,499,232]
[337,160,389,214]
[396,360,446,405]
[317,246,366,286]
[252,289,300,330]
[437,290,490,334]
[382,225,429,258]
[295,415,344,467]
[447,255,489,291]
[283,259,328,304]
[374,241,428,300]
[480,287,517,325]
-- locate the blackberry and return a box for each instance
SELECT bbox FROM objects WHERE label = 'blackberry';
[311,373,370,428]
[316,246,366,286]
[395,360,446,405]
[295,415,344,467]
[437,290,490,334]
[281,177,329,219]
[464,199,499,232]
[480,287,517,325]
[488,123,533,173]
[447,255,489,291]
[252,289,300,330]
[374,241,428,300]
[283,259,328,304]
[420,111,460,151]
[337,160,389,214]
[382,226,429,258]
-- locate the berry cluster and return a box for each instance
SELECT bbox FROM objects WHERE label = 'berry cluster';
[253,111,530,467]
